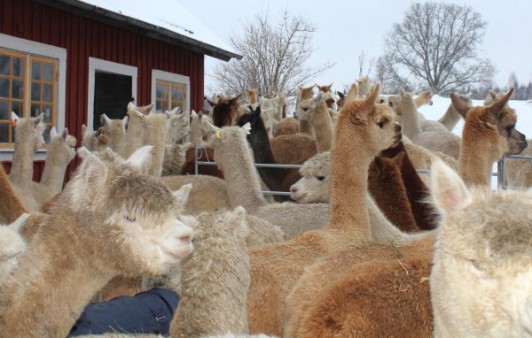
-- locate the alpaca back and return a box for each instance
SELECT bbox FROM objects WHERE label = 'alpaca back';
[171,207,251,338]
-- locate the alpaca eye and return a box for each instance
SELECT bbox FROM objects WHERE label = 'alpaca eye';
[316,176,326,181]
[125,215,136,222]
[506,126,514,136]
[377,122,385,128]
[302,107,309,112]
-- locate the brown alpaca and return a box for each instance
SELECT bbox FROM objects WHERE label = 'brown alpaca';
[270,133,317,164]
[273,117,300,136]
[8,113,46,212]
[368,155,419,232]
[381,141,438,230]
[336,91,345,109]
[0,146,194,337]
[32,127,77,208]
[212,95,241,127]
[453,88,527,186]
[246,88,259,105]
[0,164,27,224]
[247,84,404,336]
[181,146,223,178]
[286,238,434,338]
[298,92,334,153]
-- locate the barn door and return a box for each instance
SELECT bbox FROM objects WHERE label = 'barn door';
[93,71,132,130]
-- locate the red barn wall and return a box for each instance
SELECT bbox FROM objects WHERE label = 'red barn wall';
[1,0,205,179]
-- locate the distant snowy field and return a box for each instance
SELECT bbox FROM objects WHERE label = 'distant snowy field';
[417,96,532,188]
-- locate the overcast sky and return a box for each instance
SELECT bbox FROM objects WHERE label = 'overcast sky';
[177,0,532,93]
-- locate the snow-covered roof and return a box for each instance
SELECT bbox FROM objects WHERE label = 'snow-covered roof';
[47,0,242,61]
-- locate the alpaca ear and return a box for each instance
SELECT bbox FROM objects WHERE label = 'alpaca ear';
[430,160,470,215]
[61,128,69,140]
[49,126,58,139]
[224,205,250,243]
[11,111,20,122]
[486,87,514,119]
[100,114,112,126]
[450,93,470,118]
[191,110,197,119]
[122,115,129,127]
[76,148,108,195]
[173,183,193,211]
[315,92,324,105]
[345,83,358,103]
[361,83,381,111]
[82,124,87,135]
[125,145,153,170]
[33,113,45,127]
[336,91,345,100]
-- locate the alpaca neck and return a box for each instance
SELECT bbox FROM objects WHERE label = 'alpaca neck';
[438,104,462,131]
[401,96,422,139]
[459,128,494,187]
[144,115,167,177]
[299,119,314,136]
[10,126,35,189]
[122,115,145,158]
[215,130,268,212]
[39,143,70,193]
[0,217,117,337]
[309,103,334,153]
[326,118,371,241]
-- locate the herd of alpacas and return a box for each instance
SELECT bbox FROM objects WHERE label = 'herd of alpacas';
[0,75,531,338]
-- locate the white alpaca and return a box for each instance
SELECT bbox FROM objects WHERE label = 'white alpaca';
[0,213,29,286]
[32,127,77,207]
[0,146,194,337]
[165,107,190,145]
[170,206,251,338]
[429,160,532,338]
[100,113,128,155]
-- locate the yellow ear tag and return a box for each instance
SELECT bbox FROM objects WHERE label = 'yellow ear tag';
[215,130,221,139]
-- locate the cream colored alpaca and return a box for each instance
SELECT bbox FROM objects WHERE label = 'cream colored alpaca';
[0,146,194,337]
[170,206,251,338]
[0,214,28,286]
[190,110,216,147]
[122,102,151,158]
[297,92,334,153]
[164,107,190,145]
[356,76,372,98]
[81,124,107,152]
[453,88,527,186]
[429,160,532,338]
[414,90,433,108]
[8,113,46,212]
[100,113,128,155]
[32,127,77,207]
[295,85,315,136]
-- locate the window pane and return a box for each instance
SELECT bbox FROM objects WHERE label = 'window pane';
[43,84,52,102]
[0,78,8,98]
[156,100,163,111]
[159,85,168,99]
[11,101,23,118]
[31,83,41,101]
[171,87,178,100]
[0,123,8,143]
[31,103,41,117]
[13,57,24,77]
[31,62,41,80]
[0,55,10,75]
[0,100,8,120]
[43,64,53,82]
[12,80,23,99]
[42,105,52,123]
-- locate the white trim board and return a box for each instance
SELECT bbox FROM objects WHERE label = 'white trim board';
[87,57,137,130]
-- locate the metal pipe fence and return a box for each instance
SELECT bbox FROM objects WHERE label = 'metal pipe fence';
[193,145,532,196]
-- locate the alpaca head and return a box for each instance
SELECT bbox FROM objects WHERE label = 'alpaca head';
[316,83,333,93]
[190,110,215,146]
[13,113,46,151]
[453,88,527,156]
[165,107,190,145]
[429,160,532,336]
[337,83,401,158]
[246,88,259,105]
[297,92,325,121]
[336,91,345,109]
[65,146,195,273]
[100,114,128,153]
[212,95,242,127]
[415,90,433,106]
[449,92,473,118]
[290,151,330,203]
[49,127,77,161]
[356,76,373,98]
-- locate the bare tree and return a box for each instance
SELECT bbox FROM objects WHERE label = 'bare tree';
[377,2,495,94]
[210,11,334,97]
[357,51,375,78]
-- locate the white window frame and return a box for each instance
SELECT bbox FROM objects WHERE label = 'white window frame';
[87,57,137,131]
[151,69,190,113]
[0,33,67,161]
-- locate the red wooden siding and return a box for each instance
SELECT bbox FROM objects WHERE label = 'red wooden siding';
[1,0,206,179]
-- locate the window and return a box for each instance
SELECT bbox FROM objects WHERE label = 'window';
[0,34,66,159]
[152,70,190,113]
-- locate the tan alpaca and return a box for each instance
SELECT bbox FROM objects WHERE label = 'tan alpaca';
[8,113,46,212]
[297,92,334,153]
[356,75,372,98]
[0,146,194,337]
[295,85,315,136]
[269,134,317,164]
[453,88,527,186]
[100,113,128,154]
[273,117,300,137]
[437,92,471,131]
[0,164,27,224]
[0,214,28,285]
[170,206,251,338]
[430,160,532,338]
[246,84,421,336]
[32,127,77,207]
[397,89,423,139]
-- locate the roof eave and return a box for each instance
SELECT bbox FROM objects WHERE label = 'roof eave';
[36,0,243,62]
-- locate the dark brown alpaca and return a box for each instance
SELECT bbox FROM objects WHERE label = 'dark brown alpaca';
[180,147,224,179]
[368,155,419,232]
[381,141,438,230]
[236,106,301,202]
[212,95,241,127]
